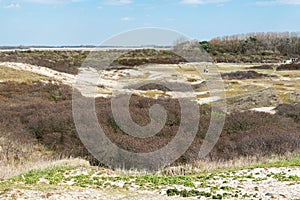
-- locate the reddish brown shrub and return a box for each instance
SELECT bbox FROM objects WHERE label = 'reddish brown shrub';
[1,81,300,168]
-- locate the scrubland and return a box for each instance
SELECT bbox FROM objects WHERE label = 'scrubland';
[0,49,299,199]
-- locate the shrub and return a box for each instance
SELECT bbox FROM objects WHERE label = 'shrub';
[1,81,300,168]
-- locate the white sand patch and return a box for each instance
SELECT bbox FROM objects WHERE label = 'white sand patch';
[250,107,276,114]
[195,96,221,104]
[1,62,225,102]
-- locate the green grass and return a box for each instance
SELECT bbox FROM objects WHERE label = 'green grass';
[272,173,300,182]
[11,156,300,187]
[13,166,77,184]
[1,156,298,199]
[167,188,212,198]
[243,156,300,169]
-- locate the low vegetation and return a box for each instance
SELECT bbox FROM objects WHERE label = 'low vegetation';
[0,42,299,198]
[111,49,187,67]
[221,70,275,80]
[0,65,47,83]
[250,63,300,71]
[275,103,300,123]
[0,156,299,199]
[0,49,188,75]
[0,50,87,74]
[0,80,299,170]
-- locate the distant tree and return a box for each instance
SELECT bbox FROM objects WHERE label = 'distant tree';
[199,41,211,52]
[200,32,300,63]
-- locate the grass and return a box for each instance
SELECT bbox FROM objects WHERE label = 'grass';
[272,173,300,182]
[4,167,228,197]
[159,153,300,176]
[219,66,299,104]
[7,154,300,184]
[141,90,170,98]
[0,115,86,179]
[166,189,213,198]
[0,65,48,83]
[0,152,299,199]
[224,80,265,97]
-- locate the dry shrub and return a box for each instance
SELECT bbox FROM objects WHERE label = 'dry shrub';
[205,111,300,161]
[0,50,87,74]
[0,82,88,161]
[275,103,300,123]
[221,70,275,80]
[111,49,187,67]
[250,63,300,71]
[278,63,300,70]
[1,81,300,169]
[0,49,187,75]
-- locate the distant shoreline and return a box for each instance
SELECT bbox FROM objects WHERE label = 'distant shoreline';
[0,46,172,51]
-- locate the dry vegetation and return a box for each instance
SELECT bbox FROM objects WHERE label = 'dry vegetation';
[201,32,300,63]
[0,50,87,74]
[250,63,300,71]
[221,70,275,80]
[0,46,300,199]
[111,49,187,67]
[0,79,299,173]
[0,49,188,75]
[0,65,47,83]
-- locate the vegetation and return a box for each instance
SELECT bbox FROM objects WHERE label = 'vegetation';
[0,80,299,169]
[111,49,187,67]
[0,65,47,83]
[0,50,88,74]
[221,70,275,80]
[0,49,187,75]
[1,156,299,199]
[275,103,300,123]
[250,63,300,71]
[200,32,300,63]
[0,37,299,198]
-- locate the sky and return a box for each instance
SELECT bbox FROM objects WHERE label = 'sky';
[1,0,300,45]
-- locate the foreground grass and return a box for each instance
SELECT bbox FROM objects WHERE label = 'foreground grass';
[0,155,299,199]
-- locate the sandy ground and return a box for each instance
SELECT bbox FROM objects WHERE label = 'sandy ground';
[0,188,187,200]
[1,61,293,114]
[250,107,276,114]
[1,166,300,200]
[0,62,223,105]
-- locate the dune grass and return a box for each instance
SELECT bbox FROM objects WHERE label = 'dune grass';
[0,65,47,83]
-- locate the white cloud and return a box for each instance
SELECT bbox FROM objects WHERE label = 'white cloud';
[256,0,300,5]
[4,3,20,8]
[105,0,133,6]
[121,16,133,21]
[181,0,230,5]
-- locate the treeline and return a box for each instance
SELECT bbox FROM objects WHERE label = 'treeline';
[200,32,300,63]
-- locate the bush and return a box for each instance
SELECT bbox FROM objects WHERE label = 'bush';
[275,103,300,123]
[1,81,300,168]
[221,71,275,80]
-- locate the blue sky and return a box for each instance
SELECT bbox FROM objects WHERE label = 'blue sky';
[1,0,300,45]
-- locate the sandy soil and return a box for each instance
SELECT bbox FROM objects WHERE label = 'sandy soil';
[1,166,300,200]
[0,62,223,104]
